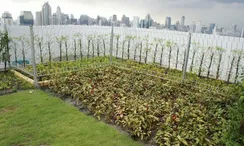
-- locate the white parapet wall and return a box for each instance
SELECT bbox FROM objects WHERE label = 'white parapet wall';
[6,25,244,82]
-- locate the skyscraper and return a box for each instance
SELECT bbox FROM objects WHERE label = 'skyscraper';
[208,23,215,34]
[133,16,140,28]
[145,14,153,28]
[112,15,117,22]
[56,6,62,25]
[190,21,196,33]
[140,20,145,28]
[195,21,202,33]
[42,2,52,25]
[181,16,185,26]
[80,15,89,25]
[19,11,34,25]
[50,13,57,25]
[35,11,42,25]
[165,17,171,29]
[175,21,180,30]
[121,15,130,26]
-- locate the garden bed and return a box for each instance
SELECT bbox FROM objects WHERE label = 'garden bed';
[0,71,33,95]
[49,66,241,145]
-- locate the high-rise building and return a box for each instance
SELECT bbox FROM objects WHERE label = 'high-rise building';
[70,14,77,25]
[70,14,74,19]
[19,11,34,25]
[80,15,89,25]
[175,21,180,30]
[1,11,14,26]
[63,14,70,25]
[140,20,145,28]
[121,15,130,26]
[165,17,171,29]
[181,16,185,26]
[190,21,196,33]
[213,26,223,35]
[101,17,108,26]
[35,11,42,25]
[50,13,57,25]
[42,2,52,25]
[195,21,202,33]
[241,28,244,38]
[56,6,62,25]
[208,23,215,34]
[112,15,117,22]
[145,14,153,28]
[133,16,140,28]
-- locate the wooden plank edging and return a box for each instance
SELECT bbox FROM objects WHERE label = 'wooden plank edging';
[11,70,51,87]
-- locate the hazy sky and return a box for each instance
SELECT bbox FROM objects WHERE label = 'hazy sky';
[0,0,244,29]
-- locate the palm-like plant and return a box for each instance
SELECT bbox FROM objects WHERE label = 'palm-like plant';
[190,42,199,72]
[153,38,160,64]
[73,33,80,61]
[215,46,225,79]
[115,34,121,59]
[165,40,174,70]
[207,46,215,79]
[35,35,44,63]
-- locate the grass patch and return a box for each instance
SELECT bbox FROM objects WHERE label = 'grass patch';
[0,90,141,146]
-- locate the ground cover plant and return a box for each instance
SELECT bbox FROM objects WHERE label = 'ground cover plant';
[0,71,33,94]
[222,82,244,146]
[49,66,241,145]
[0,90,141,146]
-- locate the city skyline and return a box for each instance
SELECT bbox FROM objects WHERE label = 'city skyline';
[0,0,244,30]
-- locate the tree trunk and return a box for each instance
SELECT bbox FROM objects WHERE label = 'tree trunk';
[14,43,17,66]
[190,51,196,72]
[227,56,235,83]
[65,41,68,61]
[87,40,90,58]
[97,39,100,57]
[207,53,214,78]
[145,41,149,64]
[134,43,137,61]
[103,39,106,56]
[39,42,43,63]
[127,39,131,60]
[198,53,205,77]
[234,55,242,83]
[92,40,95,58]
[175,47,179,69]
[182,50,186,72]
[22,42,26,67]
[116,38,119,58]
[216,53,222,79]
[79,39,83,59]
[160,46,164,66]
[59,41,62,61]
[153,44,158,63]
[74,39,77,60]
[122,41,125,60]
[168,46,172,69]
[48,42,51,62]
[139,42,142,63]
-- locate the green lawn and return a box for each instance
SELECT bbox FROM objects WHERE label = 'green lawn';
[0,90,141,146]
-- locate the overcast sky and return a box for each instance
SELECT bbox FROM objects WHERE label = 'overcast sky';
[0,0,244,29]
